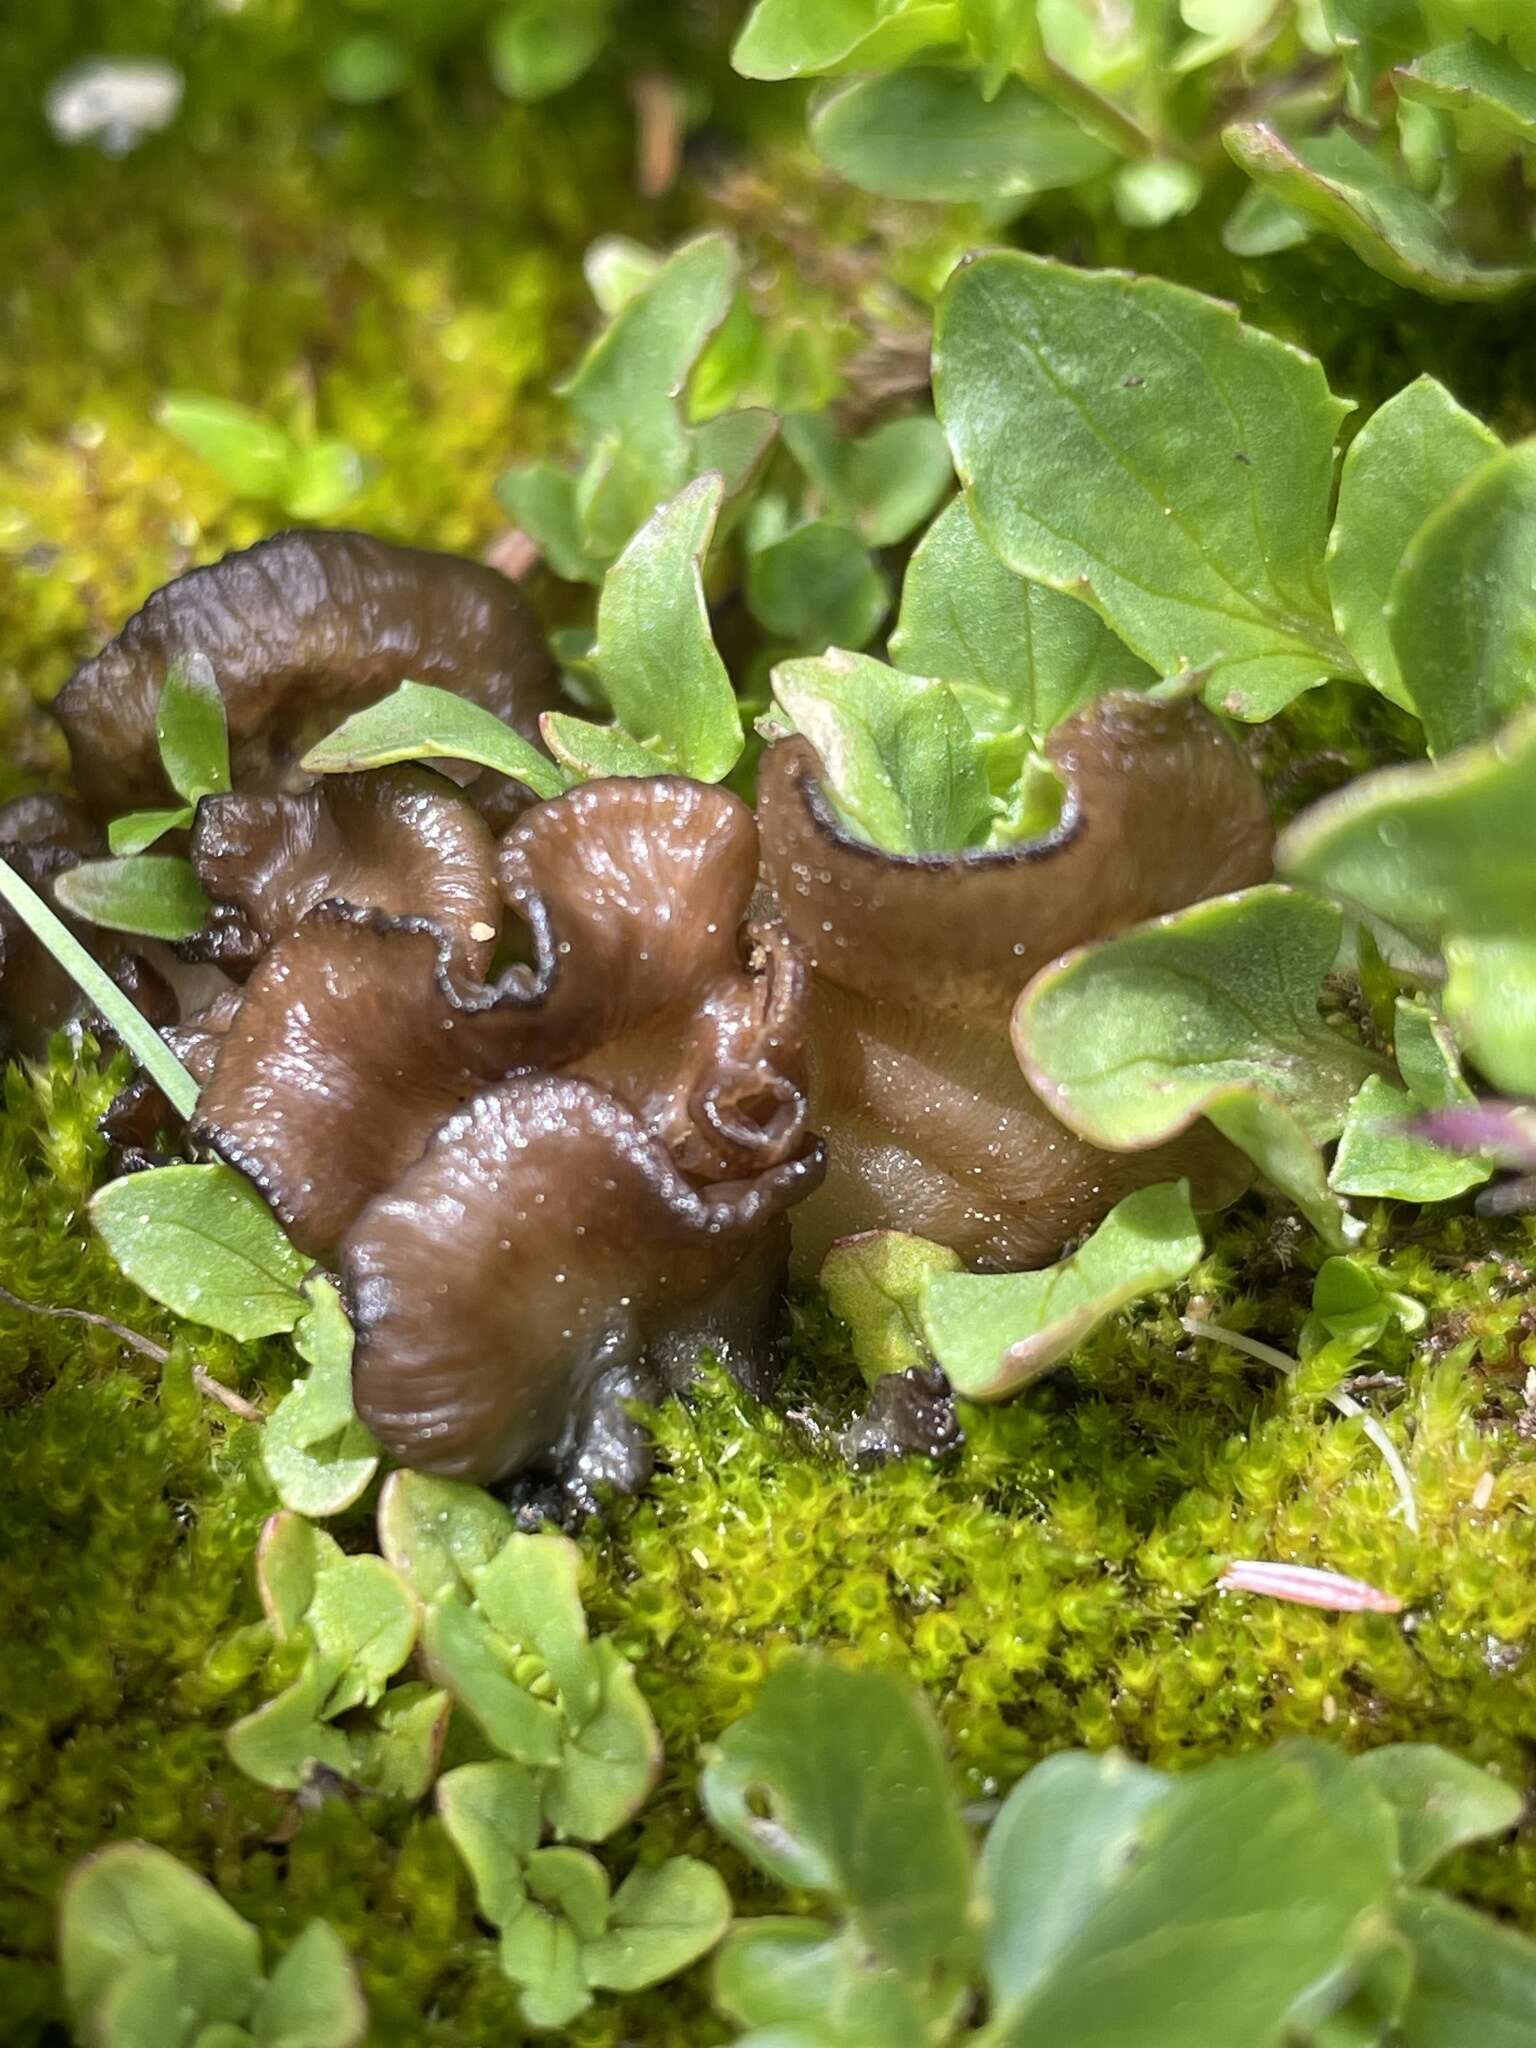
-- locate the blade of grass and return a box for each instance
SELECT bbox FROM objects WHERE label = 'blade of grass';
[0,856,199,1119]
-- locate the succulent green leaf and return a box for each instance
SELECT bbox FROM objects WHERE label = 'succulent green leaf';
[264,1278,379,1520]
[421,1597,564,1767]
[53,854,209,942]
[582,1857,732,1992]
[559,231,738,482]
[935,253,1354,721]
[893,496,1155,743]
[61,1842,263,2041]
[347,1683,452,1803]
[701,1654,973,2017]
[747,522,890,653]
[712,1918,933,2047]
[978,1745,1397,2046]
[525,1846,611,1940]
[249,1921,366,2048]
[306,1553,418,1716]
[1395,33,1536,146]
[1277,707,1536,1094]
[376,1470,515,1608]
[1326,376,1501,710]
[228,1660,350,1790]
[590,475,743,780]
[1387,439,1536,756]
[920,1181,1204,1400]
[820,1231,963,1387]
[108,805,197,855]
[1223,124,1535,301]
[495,461,602,583]
[91,1162,310,1341]
[282,439,364,522]
[732,0,963,80]
[156,393,294,500]
[840,416,952,547]
[1395,1888,1536,2043]
[256,1512,328,1642]
[470,1532,601,1729]
[155,651,231,804]
[487,0,613,102]
[498,1903,591,2029]
[436,1761,541,1925]
[106,1952,201,2048]
[544,1638,662,1842]
[770,650,991,854]
[539,711,666,781]
[810,68,1116,204]
[299,680,568,800]
[1014,886,1378,1228]
[1354,1746,1522,1882]
[1331,999,1488,1202]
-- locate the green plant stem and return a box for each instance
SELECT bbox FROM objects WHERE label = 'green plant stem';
[0,856,199,1119]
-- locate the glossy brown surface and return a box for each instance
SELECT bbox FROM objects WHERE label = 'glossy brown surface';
[346,1076,823,1482]
[756,692,1274,1268]
[185,766,501,977]
[55,529,561,811]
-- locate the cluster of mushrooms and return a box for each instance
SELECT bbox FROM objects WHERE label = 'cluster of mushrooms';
[0,530,1273,1499]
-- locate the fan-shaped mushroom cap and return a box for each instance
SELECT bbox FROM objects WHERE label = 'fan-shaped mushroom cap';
[195,778,820,1260]
[55,529,561,812]
[184,766,501,977]
[756,692,1273,1268]
[345,1075,825,1483]
[0,794,175,1059]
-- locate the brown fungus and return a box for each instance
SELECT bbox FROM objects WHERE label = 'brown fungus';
[0,794,176,1059]
[182,766,501,977]
[756,691,1275,1270]
[54,529,561,813]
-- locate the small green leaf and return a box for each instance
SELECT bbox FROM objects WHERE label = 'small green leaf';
[488,0,612,102]
[422,1598,564,1767]
[920,1180,1204,1399]
[224,1665,351,1790]
[1330,1000,1489,1202]
[1113,157,1203,226]
[1387,439,1536,756]
[936,253,1355,721]
[1223,123,1535,300]
[61,1842,262,2041]
[108,806,196,855]
[892,495,1155,743]
[590,475,743,780]
[1395,1888,1536,2043]
[539,711,666,781]
[701,1655,973,2020]
[300,680,569,800]
[732,0,962,80]
[495,462,602,584]
[712,1918,933,2047]
[1354,1746,1522,1882]
[1326,376,1501,710]
[525,1846,611,1941]
[1395,33,1536,147]
[348,1683,452,1803]
[771,650,991,853]
[582,1857,732,1992]
[544,1638,662,1843]
[1222,183,1313,256]
[498,1903,591,2029]
[323,32,411,104]
[746,522,890,653]
[1015,885,1377,1151]
[153,650,231,804]
[104,1953,200,2048]
[1277,706,1536,1095]
[307,1553,418,1716]
[436,1760,541,1926]
[840,416,952,548]
[53,854,209,941]
[470,1533,601,1729]
[282,439,364,522]
[820,1231,963,1386]
[257,1512,327,1642]
[249,1922,366,2048]
[978,1745,1397,2045]
[584,235,662,317]
[377,1470,514,1608]
[91,1162,310,1341]
[264,1279,379,1520]
[810,67,1115,203]
[156,393,293,500]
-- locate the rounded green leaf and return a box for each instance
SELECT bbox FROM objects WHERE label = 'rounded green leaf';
[820,1230,963,1387]
[543,1639,662,1842]
[921,1181,1204,1399]
[265,1282,378,1519]
[91,1163,310,1341]
[935,253,1354,721]
[733,0,962,80]
[248,1921,366,2048]
[53,854,210,942]
[156,651,231,804]
[60,1842,262,2036]
[1387,438,1536,756]
[300,680,568,801]
[1396,32,1536,147]
[282,438,364,522]
[540,711,664,782]
[422,1598,564,1767]
[376,1470,515,1607]
[747,523,890,653]
[487,0,612,102]
[348,1683,452,1804]
[225,1660,352,1791]
[811,68,1115,203]
[470,1532,601,1729]
[1354,1745,1523,1882]
[155,393,293,500]
[307,1554,418,1716]
[436,1761,541,1927]
[582,1857,732,1992]
[1396,1888,1536,2040]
